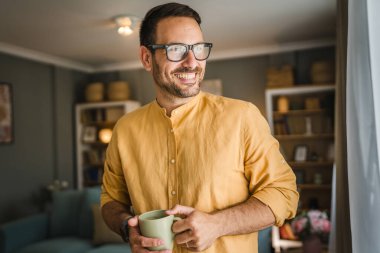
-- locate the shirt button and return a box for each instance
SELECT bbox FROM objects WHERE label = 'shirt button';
[171,190,176,196]
[170,129,174,133]
[170,159,175,164]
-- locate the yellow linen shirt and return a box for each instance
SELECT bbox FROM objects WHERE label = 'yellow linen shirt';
[101,92,299,253]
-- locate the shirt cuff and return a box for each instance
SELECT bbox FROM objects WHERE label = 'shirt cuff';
[252,187,298,226]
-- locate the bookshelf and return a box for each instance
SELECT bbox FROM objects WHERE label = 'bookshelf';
[75,101,140,189]
[265,84,335,211]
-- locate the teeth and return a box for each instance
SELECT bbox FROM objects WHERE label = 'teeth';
[175,73,195,79]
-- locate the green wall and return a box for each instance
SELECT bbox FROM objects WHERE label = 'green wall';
[0,46,334,224]
[0,53,88,223]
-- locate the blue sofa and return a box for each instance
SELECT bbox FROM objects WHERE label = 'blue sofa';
[0,187,131,253]
[0,187,272,253]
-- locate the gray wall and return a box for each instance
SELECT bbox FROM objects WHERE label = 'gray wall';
[0,53,88,223]
[94,47,335,115]
[0,46,334,224]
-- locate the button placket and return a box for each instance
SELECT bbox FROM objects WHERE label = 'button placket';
[167,122,178,207]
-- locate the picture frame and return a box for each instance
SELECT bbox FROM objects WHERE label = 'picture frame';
[82,126,97,143]
[0,83,13,144]
[294,145,308,162]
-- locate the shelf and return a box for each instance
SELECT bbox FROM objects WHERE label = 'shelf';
[266,83,335,211]
[83,163,104,168]
[288,161,334,168]
[76,100,141,189]
[82,121,116,128]
[273,109,326,117]
[265,84,335,93]
[275,133,334,141]
[82,141,109,147]
[298,184,332,190]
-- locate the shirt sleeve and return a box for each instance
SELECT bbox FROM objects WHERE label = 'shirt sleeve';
[100,124,131,207]
[243,103,299,226]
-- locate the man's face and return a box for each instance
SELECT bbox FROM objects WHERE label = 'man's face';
[150,17,207,99]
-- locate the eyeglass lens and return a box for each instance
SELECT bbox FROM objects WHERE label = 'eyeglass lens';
[166,44,211,61]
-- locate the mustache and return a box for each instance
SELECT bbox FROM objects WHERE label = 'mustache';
[172,67,202,73]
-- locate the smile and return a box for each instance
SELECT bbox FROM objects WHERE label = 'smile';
[174,72,196,80]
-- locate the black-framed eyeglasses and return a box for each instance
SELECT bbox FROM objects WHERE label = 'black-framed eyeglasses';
[147,42,213,62]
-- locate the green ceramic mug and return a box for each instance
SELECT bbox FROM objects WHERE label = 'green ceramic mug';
[138,209,181,250]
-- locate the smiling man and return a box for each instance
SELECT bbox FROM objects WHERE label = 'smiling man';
[101,3,299,253]
[143,14,208,114]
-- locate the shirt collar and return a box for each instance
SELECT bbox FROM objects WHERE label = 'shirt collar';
[153,91,204,118]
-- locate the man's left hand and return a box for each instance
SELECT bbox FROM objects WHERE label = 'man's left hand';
[166,205,222,252]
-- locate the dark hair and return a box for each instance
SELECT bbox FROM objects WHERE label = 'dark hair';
[139,2,201,46]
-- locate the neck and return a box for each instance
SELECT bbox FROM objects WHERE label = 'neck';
[156,91,196,117]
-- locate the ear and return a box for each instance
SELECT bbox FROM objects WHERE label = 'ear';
[139,46,153,71]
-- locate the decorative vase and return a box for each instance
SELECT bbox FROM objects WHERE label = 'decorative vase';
[302,235,322,253]
[277,96,289,112]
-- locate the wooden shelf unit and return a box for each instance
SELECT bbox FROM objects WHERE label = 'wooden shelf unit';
[265,84,335,211]
[75,100,140,189]
[273,108,326,117]
[275,134,334,141]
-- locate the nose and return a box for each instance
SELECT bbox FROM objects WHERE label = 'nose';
[182,49,198,69]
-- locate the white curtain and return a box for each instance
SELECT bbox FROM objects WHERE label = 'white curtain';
[347,0,380,252]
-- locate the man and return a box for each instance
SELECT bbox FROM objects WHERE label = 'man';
[101,2,299,253]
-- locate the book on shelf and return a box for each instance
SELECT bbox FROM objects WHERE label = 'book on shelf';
[274,116,291,135]
[81,109,105,123]
[84,166,102,183]
[105,107,125,122]
[83,150,100,165]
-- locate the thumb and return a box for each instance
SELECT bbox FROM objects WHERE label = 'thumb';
[166,204,194,216]
[128,216,139,227]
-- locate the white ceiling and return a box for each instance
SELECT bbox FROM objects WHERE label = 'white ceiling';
[0,0,336,72]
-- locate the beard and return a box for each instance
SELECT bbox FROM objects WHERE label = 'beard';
[152,59,204,98]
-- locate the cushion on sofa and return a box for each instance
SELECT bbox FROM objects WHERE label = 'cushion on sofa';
[50,190,82,237]
[85,244,132,253]
[92,205,123,245]
[78,187,102,238]
[14,237,93,253]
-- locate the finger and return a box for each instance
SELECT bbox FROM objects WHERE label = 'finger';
[137,235,164,248]
[128,215,139,227]
[175,230,194,244]
[166,205,194,216]
[172,218,192,234]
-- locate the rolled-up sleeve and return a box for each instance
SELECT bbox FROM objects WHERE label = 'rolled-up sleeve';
[243,103,299,226]
[100,125,131,207]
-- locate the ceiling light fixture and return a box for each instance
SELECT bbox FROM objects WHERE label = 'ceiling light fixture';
[113,15,139,36]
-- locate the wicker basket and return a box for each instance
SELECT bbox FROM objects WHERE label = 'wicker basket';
[107,81,130,101]
[310,61,335,84]
[266,65,294,87]
[85,82,104,102]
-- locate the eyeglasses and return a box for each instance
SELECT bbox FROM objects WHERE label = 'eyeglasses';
[147,42,213,62]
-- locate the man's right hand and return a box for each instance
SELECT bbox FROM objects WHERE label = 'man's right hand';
[127,216,172,253]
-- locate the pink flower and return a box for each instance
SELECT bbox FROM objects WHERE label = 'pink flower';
[290,209,331,240]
